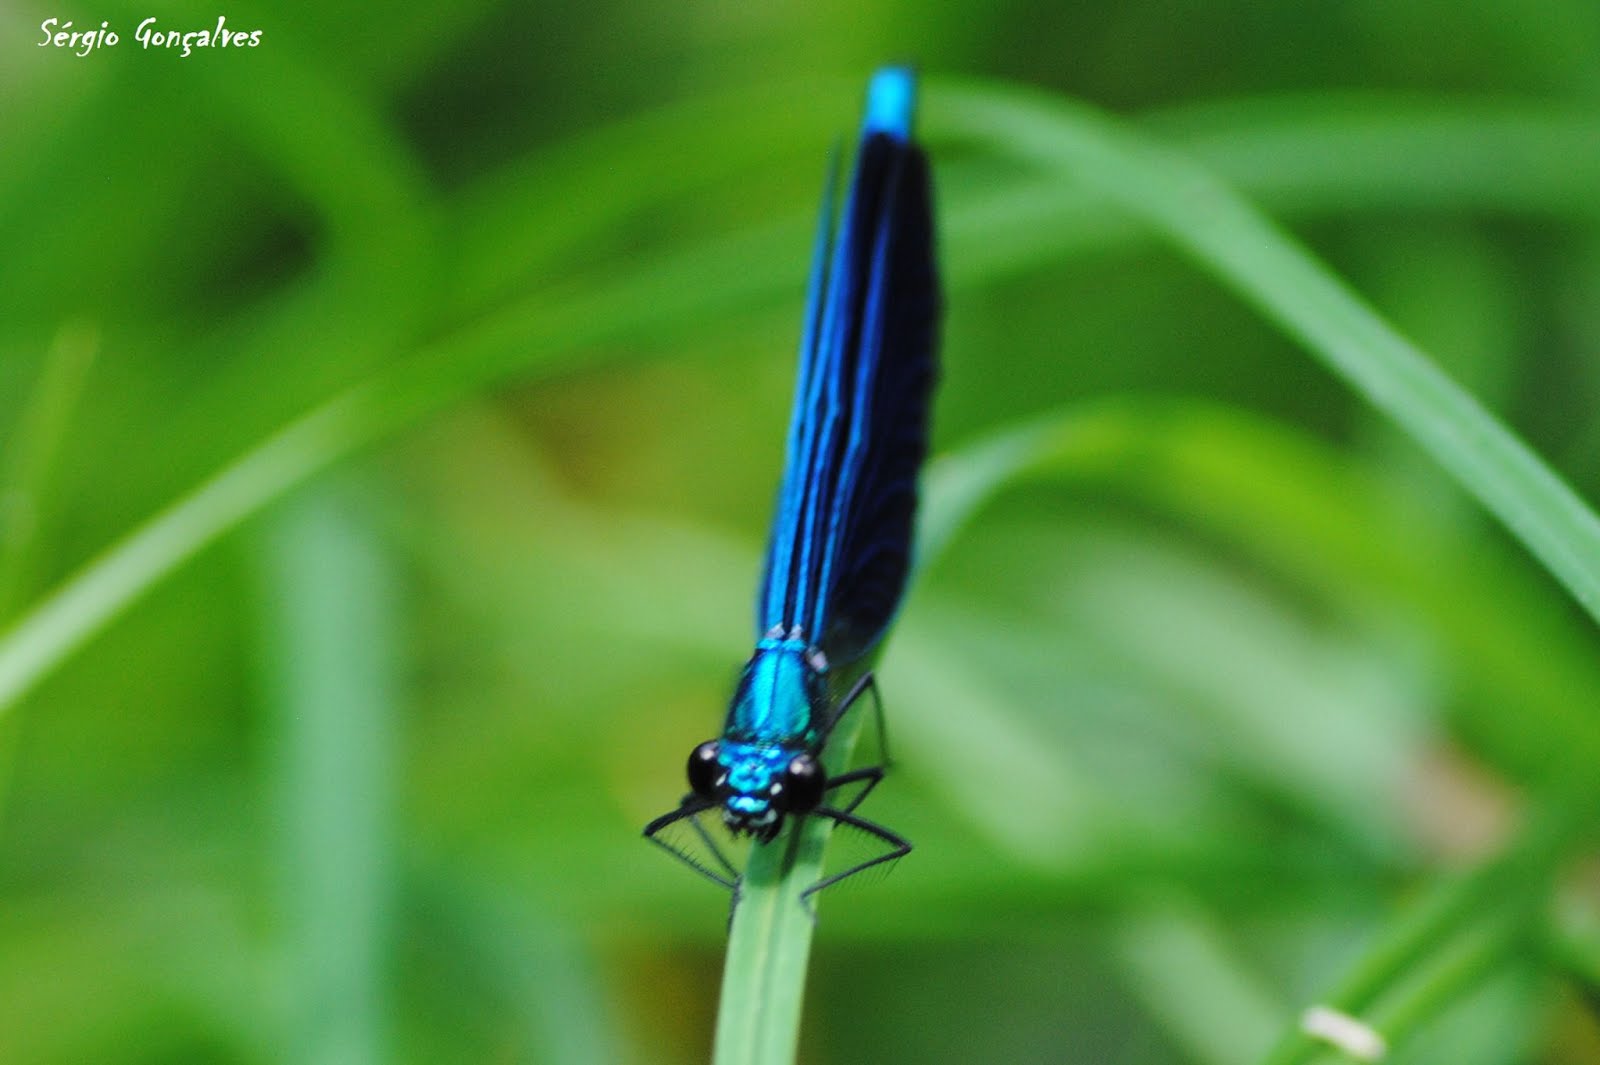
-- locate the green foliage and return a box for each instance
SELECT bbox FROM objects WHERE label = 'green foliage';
[4,3,1600,1064]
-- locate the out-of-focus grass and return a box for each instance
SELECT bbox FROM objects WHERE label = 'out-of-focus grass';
[4,3,1600,1064]
[12,90,1600,719]
[258,485,398,1065]
[0,323,98,621]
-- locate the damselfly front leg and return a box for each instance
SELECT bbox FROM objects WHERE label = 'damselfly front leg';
[788,671,912,903]
[818,671,894,814]
[643,797,739,890]
[800,804,913,905]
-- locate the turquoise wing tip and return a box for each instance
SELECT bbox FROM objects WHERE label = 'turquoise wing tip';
[862,66,917,141]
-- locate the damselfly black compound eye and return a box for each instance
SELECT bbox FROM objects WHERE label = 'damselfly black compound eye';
[687,741,723,797]
[773,753,825,813]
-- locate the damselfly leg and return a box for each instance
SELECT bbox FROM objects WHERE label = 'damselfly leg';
[796,673,912,903]
[818,671,894,813]
[800,804,913,905]
[643,797,739,890]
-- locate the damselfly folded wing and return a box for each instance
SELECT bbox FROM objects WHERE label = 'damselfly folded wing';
[756,69,941,668]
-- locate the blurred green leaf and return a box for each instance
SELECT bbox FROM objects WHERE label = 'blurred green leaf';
[258,482,398,1065]
[1111,906,1283,1065]
[937,80,1600,646]
[921,397,1600,784]
[0,322,98,620]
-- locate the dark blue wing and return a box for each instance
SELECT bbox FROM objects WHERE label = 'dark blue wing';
[756,68,941,666]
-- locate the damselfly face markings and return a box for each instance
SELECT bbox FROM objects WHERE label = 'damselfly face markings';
[683,738,826,840]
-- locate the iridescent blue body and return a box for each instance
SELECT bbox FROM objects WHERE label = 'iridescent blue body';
[718,636,823,829]
[645,67,940,894]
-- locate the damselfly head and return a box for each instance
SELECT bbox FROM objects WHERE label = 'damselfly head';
[685,739,827,840]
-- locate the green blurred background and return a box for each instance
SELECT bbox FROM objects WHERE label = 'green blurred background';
[5,0,1600,1062]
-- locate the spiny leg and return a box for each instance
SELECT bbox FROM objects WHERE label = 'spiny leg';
[799,804,912,906]
[643,797,738,890]
[687,807,741,883]
[820,670,893,768]
[822,765,885,815]
[818,671,893,815]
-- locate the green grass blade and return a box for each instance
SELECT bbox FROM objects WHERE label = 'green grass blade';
[713,837,817,1065]
[0,322,98,831]
[0,391,378,715]
[0,322,98,621]
[258,482,398,1065]
[934,80,1600,631]
[713,688,871,1065]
